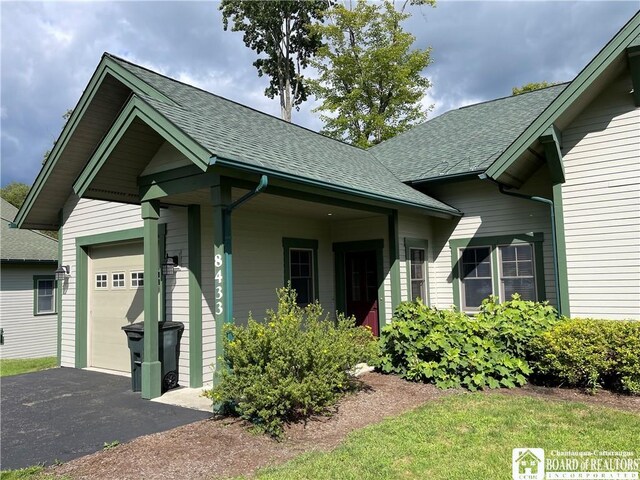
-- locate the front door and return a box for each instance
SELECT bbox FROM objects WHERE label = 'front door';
[345,250,379,336]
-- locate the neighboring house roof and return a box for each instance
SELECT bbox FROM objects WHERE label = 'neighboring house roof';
[0,198,57,263]
[369,84,568,183]
[104,55,461,216]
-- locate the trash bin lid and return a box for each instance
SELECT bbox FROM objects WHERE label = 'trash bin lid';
[122,322,144,332]
[159,321,185,331]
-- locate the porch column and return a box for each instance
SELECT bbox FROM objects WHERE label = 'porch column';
[211,176,232,382]
[388,210,401,316]
[141,200,162,399]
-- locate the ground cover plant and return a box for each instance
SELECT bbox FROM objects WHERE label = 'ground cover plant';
[0,357,57,377]
[206,286,378,438]
[250,393,640,480]
[376,295,559,390]
[531,318,640,394]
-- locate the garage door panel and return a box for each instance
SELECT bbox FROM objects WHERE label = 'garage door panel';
[90,242,144,373]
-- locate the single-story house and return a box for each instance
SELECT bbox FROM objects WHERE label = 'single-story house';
[1,198,59,359]
[13,13,639,398]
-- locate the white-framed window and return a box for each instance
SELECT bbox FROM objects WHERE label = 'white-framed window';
[289,248,314,305]
[112,272,126,289]
[459,246,493,311]
[498,244,536,301]
[34,276,56,315]
[409,247,427,302]
[95,273,108,289]
[131,271,144,288]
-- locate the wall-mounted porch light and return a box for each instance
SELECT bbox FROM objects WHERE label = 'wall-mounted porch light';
[161,255,179,276]
[55,265,70,281]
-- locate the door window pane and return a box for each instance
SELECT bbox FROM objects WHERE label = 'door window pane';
[459,247,492,310]
[409,248,426,302]
[499,244,536,301]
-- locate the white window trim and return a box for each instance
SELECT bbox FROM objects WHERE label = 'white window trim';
[497,243,537,303]
[35,278,56,315]
[130,271,144,289]
[111,271,126,289]
[95,272,108,290]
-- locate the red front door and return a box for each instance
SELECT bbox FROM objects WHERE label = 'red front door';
[345,250,379,336]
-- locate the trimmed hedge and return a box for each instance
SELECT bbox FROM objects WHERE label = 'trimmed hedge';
[205,286,378,438]
[530,318,640,394]
[375,295,559,391]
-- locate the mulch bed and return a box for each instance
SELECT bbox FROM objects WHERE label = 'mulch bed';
[48,373,450,480]
[48,374,639,480]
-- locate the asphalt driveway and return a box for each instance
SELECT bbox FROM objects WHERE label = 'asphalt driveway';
[1,368,211,470]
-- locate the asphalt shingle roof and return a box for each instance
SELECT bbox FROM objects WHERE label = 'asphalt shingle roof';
[108,54,460,215]
[1,198,57,262]
[370,84,568,182]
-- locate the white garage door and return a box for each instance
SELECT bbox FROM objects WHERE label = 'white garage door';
[89,241,144,373]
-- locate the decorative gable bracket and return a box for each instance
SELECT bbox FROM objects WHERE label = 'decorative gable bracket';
[539,125,565,185]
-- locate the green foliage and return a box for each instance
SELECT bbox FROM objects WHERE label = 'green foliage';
[512,81,559,95]
[531,318,640,394]
[1,182,30,209]
[220,0,328,121]
[309,0,434,148]
[102,440,120,450]
[0,357,58,377]
[376,295,559,391]
[205,286,377,438]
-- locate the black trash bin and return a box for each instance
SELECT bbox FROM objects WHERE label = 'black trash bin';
[122,321,185,393]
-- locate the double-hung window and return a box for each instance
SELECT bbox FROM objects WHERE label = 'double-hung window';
[283,238,319,306]
[498,244,536,301]
[34,276,56,315]
[460,247,493,311]
[409,248,427,302]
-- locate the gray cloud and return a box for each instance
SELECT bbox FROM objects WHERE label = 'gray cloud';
[1,1,638,187]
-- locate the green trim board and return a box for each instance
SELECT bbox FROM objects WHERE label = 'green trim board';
[74,95,210,198]
[33,275,57,316]
[282,238,320,302]
[449,232,546,311]
[188,205,203,388]
[57,210,63,366]
[14,54,177,229]
[158,223,167,323]
[332,239,385,333]
[388,211,401,313]
[486,13,640,181]
[539,126,565,184]
[404,238,430,306]
[552,184,571,317]
[74,227,144,369]
[627,44,640,106]
[211,156,461,218]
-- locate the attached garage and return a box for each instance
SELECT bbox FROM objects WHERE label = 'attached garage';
[89,241,144,373]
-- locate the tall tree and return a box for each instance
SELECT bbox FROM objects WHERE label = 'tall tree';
[0,182,29,209]
[309,0,434,148]
[512,81,559,96]
[220,0,328,122]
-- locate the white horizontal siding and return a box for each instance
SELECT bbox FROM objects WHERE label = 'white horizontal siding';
[560,70,640,320]
[60,197,191,382]
[0,264,58,358]
[427,167,556,310]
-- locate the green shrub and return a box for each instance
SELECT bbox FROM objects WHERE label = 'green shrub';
[376,295,559,391]
[205,286,378,438]
[530,318,640,394]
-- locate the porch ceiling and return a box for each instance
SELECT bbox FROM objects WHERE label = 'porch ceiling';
[162,188,381,222]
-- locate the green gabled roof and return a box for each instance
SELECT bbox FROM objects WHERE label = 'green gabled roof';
[1,198,57,262]
[370,84,567,183]
[107,54,460,216]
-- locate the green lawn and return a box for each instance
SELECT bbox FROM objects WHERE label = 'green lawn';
[0,357,57,377]
[251,393,640,480]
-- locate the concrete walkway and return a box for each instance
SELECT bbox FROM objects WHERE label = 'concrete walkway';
[1,368,211,470]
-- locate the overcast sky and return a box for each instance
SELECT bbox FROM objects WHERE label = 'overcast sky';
[1,1,638,187]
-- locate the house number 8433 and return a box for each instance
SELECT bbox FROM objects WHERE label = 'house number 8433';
[214,254,223,315]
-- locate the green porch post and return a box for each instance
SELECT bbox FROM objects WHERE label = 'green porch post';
[141,200,162,399]
[388,210,401,317]
[211,176,232,383]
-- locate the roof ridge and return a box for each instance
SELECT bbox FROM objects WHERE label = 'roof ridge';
[103,52,370,153]
[457,82,570,110]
